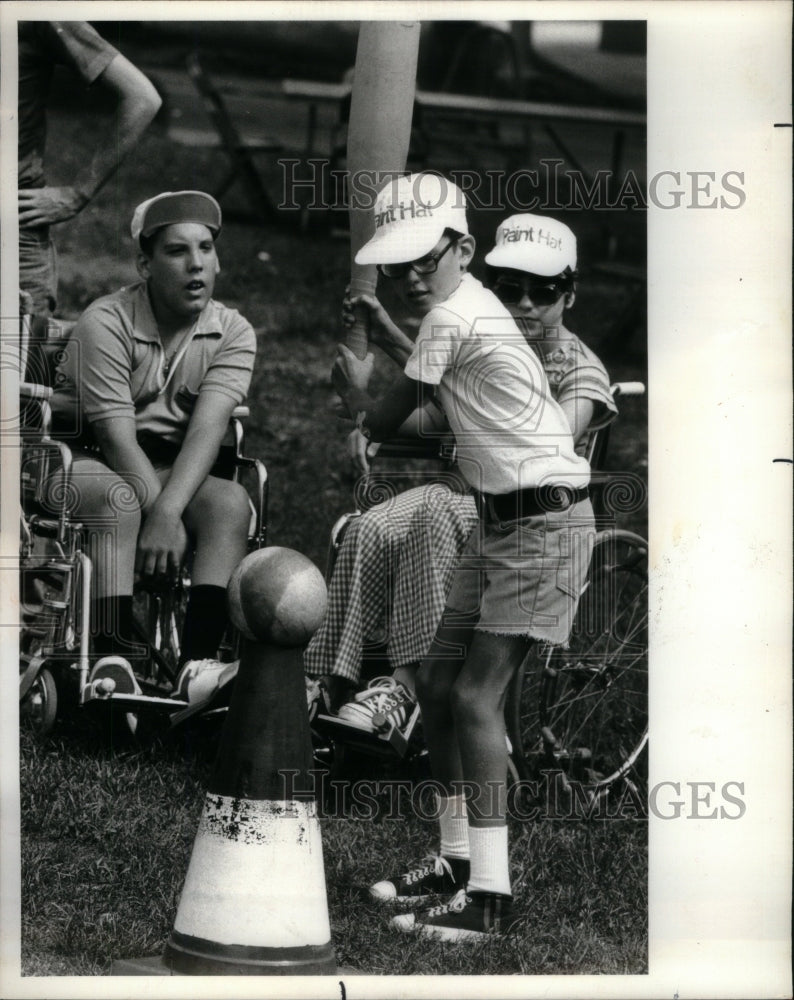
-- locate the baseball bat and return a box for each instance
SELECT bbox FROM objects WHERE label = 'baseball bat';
[345,21,421,358]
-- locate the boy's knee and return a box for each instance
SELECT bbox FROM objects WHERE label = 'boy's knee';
[449,680,488,726]
[225,480,252,526]
[194,479,251,535]
[58,472,142,530]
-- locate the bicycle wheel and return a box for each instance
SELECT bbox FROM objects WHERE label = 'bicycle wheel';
[516,528,648,796]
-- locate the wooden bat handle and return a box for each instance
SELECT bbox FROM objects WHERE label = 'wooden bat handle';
[346,273,377,359]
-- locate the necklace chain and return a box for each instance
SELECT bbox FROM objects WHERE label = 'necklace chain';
[162,330,190,376]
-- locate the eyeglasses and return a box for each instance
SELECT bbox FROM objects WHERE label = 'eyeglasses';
[377,239,459,279]
[492,277,568,307]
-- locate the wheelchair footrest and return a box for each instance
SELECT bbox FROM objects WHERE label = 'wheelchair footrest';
[83,656,185,712]
[314,704,421,760]
[83,691,187,711]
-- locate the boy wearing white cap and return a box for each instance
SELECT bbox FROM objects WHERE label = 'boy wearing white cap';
[333,175,595,941]
[51,191,256,697]
[486,214,617,442]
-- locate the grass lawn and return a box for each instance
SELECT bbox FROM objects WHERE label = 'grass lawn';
[18,71,648,978]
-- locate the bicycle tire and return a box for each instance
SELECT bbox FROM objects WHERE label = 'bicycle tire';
[514,528,648,796]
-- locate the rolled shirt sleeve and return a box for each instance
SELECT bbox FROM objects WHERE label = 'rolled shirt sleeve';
[56,301,137,424]
[544,339,618,432]
[198,312,256,404]
[48,21,118,85]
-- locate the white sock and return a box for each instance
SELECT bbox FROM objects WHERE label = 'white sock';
[467,824,511,896]
[437,794,469,861]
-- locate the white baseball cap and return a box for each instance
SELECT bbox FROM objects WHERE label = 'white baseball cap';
[484,214,577,277]
[355,173,469,266]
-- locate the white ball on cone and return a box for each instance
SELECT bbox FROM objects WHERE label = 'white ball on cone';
[227,547,327,647]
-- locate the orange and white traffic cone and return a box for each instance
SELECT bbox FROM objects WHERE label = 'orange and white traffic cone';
[163,547,334,975]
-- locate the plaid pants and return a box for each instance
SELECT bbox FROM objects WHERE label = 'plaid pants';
[304,484,478,683]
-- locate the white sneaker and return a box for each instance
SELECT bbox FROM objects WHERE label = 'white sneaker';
[172,659,238,705]
[335,676,416,734]
[88,656,141,698]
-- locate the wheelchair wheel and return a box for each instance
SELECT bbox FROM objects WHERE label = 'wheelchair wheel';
[20,666,58,738]
[513,528,648,798]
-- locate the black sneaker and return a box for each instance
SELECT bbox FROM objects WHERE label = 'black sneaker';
[369,855,469,904]
[390,889,522,941]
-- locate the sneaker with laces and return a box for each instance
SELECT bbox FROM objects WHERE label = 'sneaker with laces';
[171,658,238,705]
[369,854,470,904]
[335,676,416,735]
[390,888,521,941]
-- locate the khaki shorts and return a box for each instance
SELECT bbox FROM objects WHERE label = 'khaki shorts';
[444,498,595,645]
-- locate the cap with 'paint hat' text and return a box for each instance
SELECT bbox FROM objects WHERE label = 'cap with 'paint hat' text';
[355,173,469,266]
[484,214,576,277]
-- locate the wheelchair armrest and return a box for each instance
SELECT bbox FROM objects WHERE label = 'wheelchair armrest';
[234,456,269,548]
[610,381,645,398]
[20,382,55,438]
[374,435,456,463]
[20,382,53,402]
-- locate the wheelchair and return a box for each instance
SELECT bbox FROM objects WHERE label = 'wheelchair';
[310,382,649,805]
[18,306,268,740]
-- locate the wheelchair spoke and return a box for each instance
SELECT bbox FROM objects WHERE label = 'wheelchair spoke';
[515,529,649,794]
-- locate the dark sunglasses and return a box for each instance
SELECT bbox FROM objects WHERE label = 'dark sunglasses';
[377,238,458,279]
[492,276,568,306]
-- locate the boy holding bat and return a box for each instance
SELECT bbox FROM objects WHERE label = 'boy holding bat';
[332,174,595,941]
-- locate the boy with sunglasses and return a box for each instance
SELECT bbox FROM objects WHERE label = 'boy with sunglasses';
[486,214,616,446]
[308,212,615,717]
[332,175,595,941]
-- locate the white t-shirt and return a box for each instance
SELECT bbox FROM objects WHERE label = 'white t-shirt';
[403,274,590,494]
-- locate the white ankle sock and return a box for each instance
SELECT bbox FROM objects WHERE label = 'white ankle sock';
[437,794,469,861]
[467,824,511,895]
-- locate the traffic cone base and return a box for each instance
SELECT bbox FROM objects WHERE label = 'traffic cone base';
[156,550,335,976]
[165,794,335,975]
[165,932,336,976]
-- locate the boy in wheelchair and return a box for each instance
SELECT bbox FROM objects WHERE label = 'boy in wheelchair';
[47,190,256,701]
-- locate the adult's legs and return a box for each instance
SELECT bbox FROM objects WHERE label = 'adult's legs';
[19,225,57,319]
